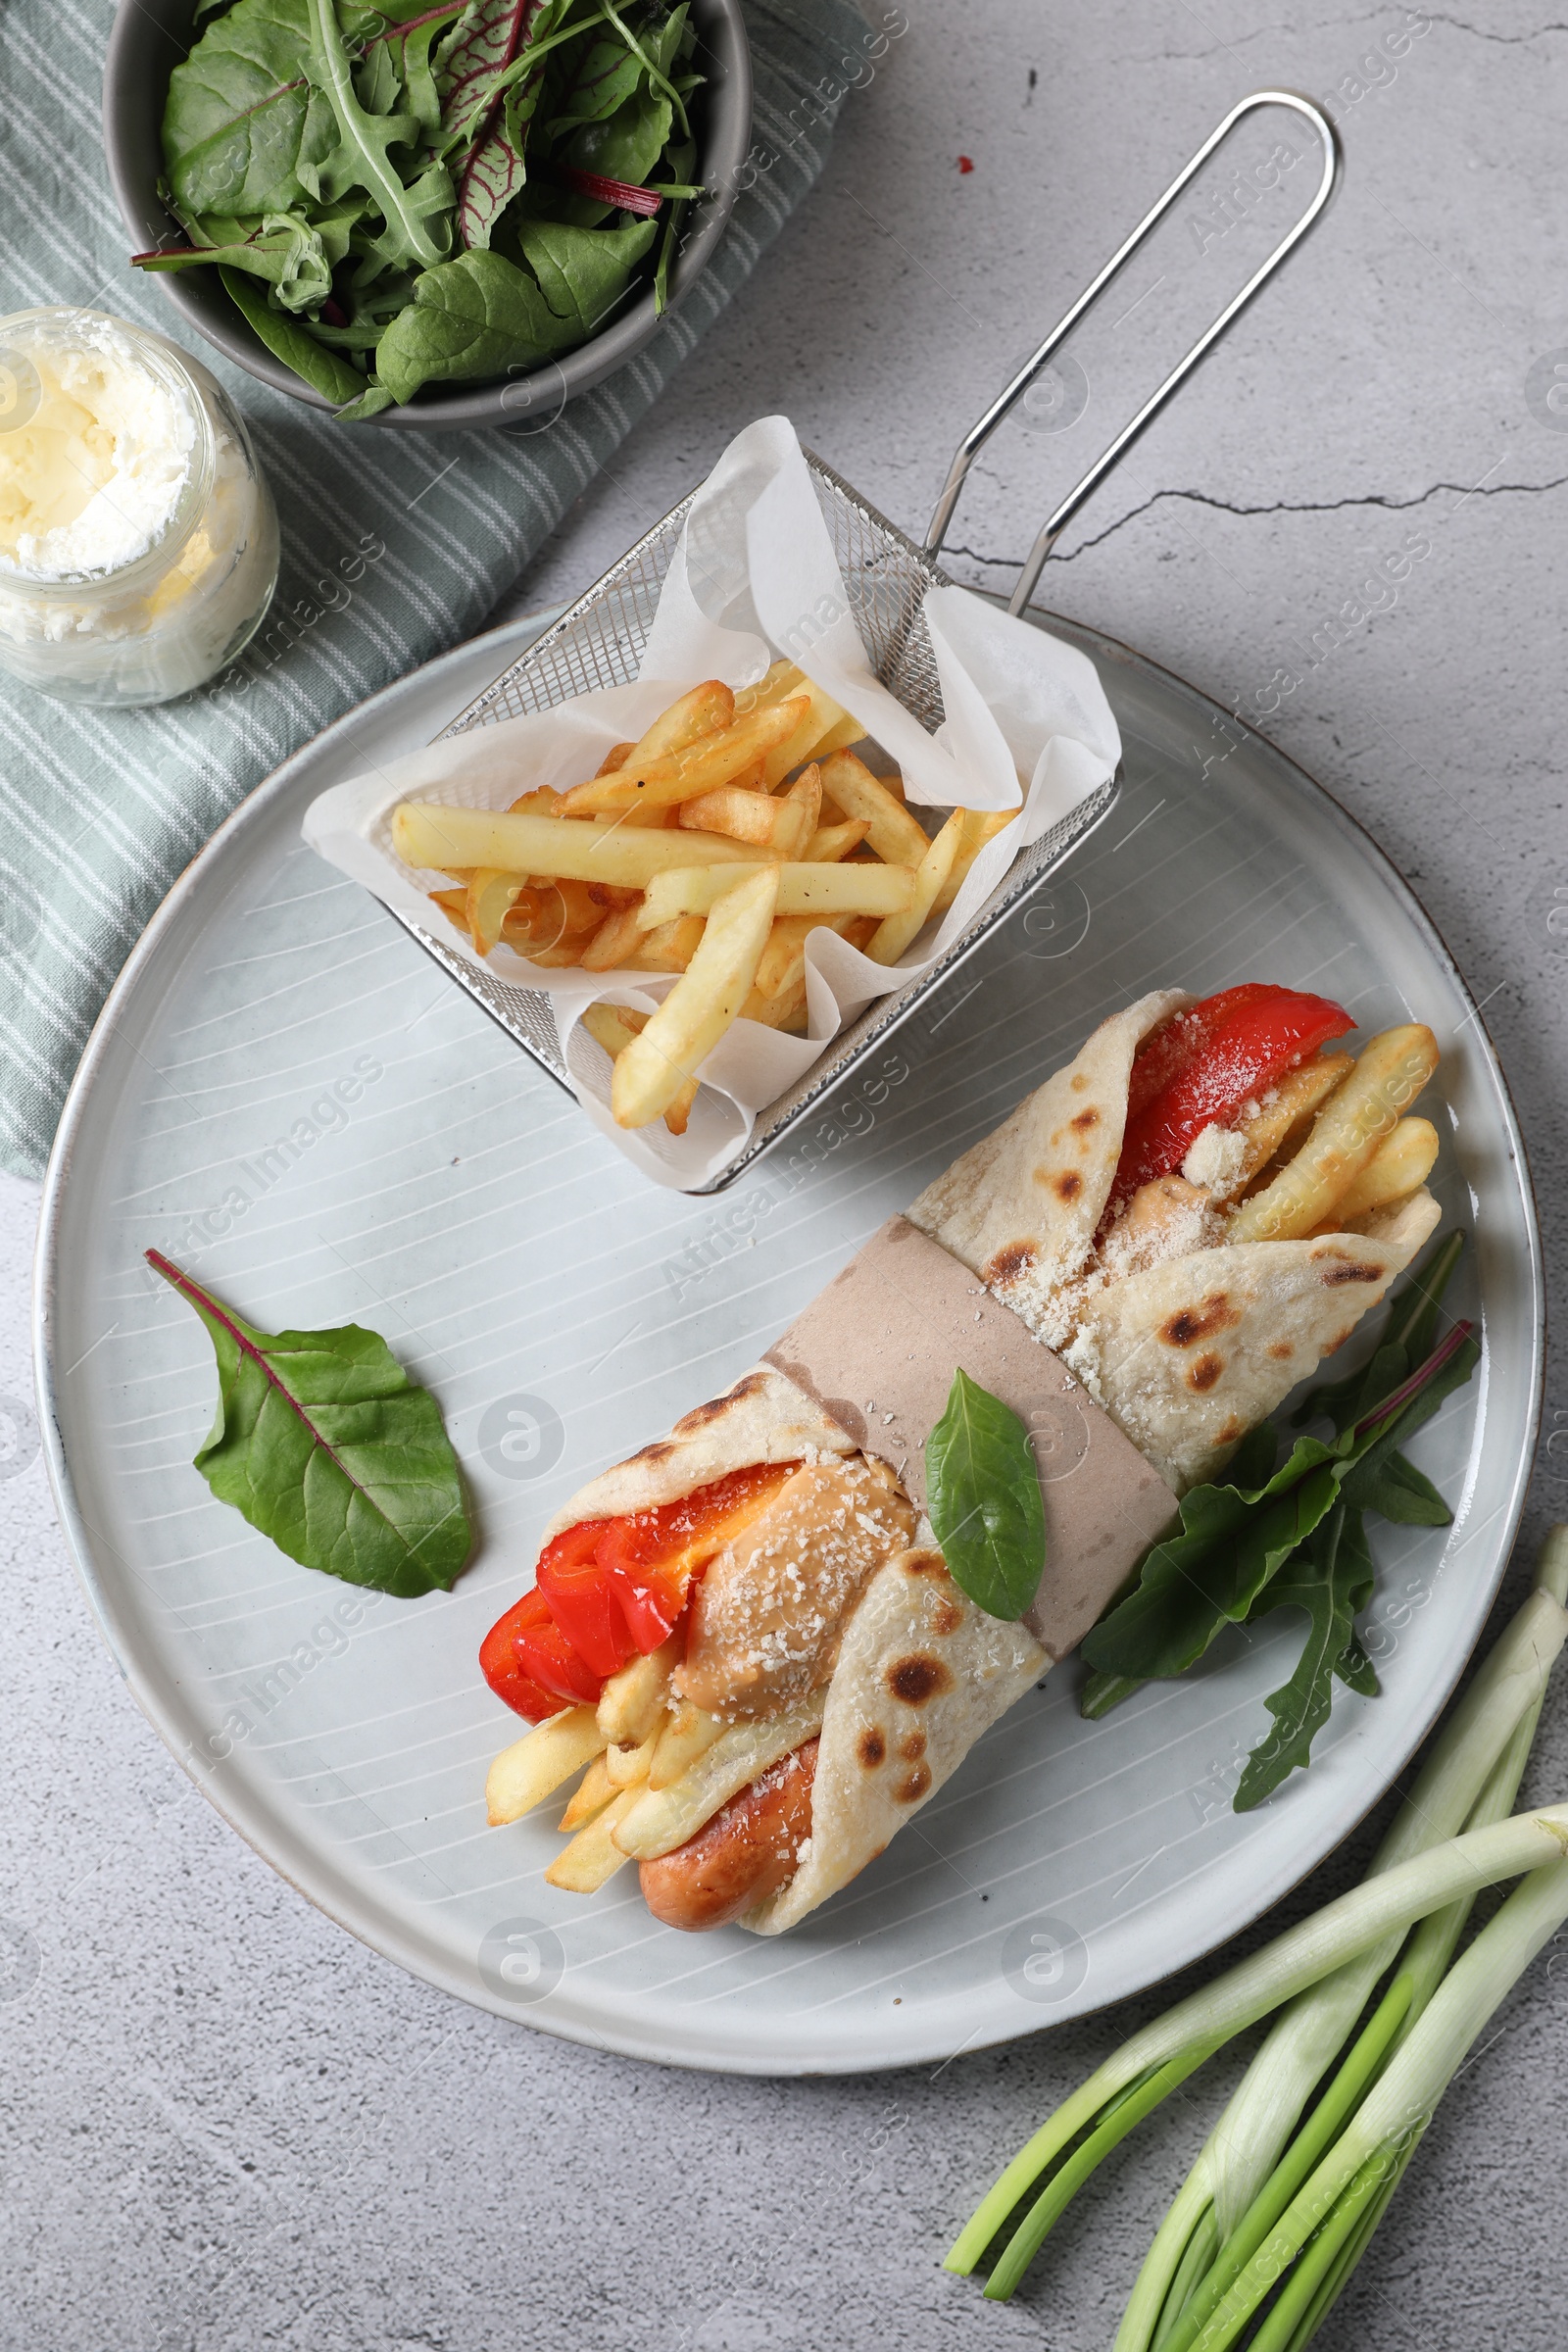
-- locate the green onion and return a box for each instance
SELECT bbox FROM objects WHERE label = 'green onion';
[948,1526,1568,2332]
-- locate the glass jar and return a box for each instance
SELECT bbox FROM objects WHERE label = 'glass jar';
[0,307,279,708]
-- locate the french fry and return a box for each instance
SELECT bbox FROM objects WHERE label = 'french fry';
[1228,1025,1441,1244]
[773,763,822,859]
[560,1752,616,1831]
[581,1001,646,1059]
[1230,1052,1357,1193]
[734,659,804,715]
[760,678,856,789]
[1312,1116,1440,1229]
[580,904,649,971]
[606,1726,661,1788]
[485,1704,606,1827]
[598,1636,682,1745]
[428,887,467,931]
[677,784,797,848]
[519,940,599,967]
[613,1697,826,1860]
[865,808,963,963]
[544,1786,639,1891]
[621,914,708,973]
[579,1006,699,1131]
[805,710,869,763]
[648,1700,726,1788]
[612,869,778,1127]
[508,784,564,815]
[466,869,524,956]
[393,804,773,887]
[662,1080,701,1136]
[558,697,810,815]
[740,974,809,1032]
[816,750,934,867]
[931,808,1015,914]
[804,817,869,862]
[636,859,915,928]
[628,679,733,763]
[754,914,828,1002]
[592,743,636,778]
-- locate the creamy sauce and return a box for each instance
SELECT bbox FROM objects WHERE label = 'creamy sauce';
[0,311,276,707]
[0,324,195,578]
[677,1458,916,1719]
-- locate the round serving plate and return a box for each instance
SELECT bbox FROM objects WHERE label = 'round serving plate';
[35,605,1543,2075]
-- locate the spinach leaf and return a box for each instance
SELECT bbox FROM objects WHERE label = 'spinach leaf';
[164,0,344,215]
[149,1252,471,1596]
[370,245,562,394]
[1232,1503,1377,1811]
[535,85,670,225]
[218,265,368,401]
[370,213,652,398]
[514,211,656,334]
[334,381,401,418]
[927,1369,1046,1622]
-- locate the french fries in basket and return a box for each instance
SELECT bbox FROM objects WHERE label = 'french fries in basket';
[393,667,1026,1133]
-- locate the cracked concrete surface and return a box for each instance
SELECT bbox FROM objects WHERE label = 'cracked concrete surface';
[5,5,1568,2348]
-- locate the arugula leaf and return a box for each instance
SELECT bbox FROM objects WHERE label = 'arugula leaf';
[218,265,368,401]
[1335,1627,1380,1697]
[149,1250,470,1596]
[1233,1503,1377,1811]
[926,1369,1046,1621]
[1340,1446,1450,1526]
[306,0,451,267]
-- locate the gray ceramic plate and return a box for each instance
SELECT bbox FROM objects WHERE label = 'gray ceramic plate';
[35,607,1543,2075]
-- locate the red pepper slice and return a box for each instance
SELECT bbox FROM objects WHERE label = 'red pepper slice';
[1109,984,1353,1215]
[597,1461,801,1652]
[479,1589,574,1722]
[536,1517,636,1678]
[1124,985,1284,1122]
[514,1609,606,1710]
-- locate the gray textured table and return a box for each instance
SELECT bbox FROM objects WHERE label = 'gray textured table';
[6,7,1567,2347]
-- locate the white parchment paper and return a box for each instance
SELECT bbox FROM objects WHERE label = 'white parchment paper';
[302,416,1120,1189]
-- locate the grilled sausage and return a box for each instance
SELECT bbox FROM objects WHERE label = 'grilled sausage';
[639,1739,818,1932]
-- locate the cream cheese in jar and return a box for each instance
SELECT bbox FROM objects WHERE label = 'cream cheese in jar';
[0,309,278,706]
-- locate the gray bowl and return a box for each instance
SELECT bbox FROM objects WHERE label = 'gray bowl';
[102,0,752,432]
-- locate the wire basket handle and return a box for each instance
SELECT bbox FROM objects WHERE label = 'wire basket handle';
[923,89,1343,617]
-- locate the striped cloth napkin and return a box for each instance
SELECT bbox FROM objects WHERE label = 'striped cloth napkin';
[0,0,877,1179]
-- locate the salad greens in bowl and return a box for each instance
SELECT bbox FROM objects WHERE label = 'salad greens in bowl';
[103,0,751,428]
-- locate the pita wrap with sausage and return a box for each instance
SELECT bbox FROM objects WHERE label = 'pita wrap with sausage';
[481,983,1446,1934]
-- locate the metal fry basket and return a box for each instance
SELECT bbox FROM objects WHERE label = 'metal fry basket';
[393,90,1341,1195]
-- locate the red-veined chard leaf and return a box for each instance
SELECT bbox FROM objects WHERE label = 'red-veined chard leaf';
[149,1251,470,1596]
